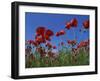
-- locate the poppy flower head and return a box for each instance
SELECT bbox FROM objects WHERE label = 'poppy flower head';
[67,40,71,44]
[40,35,46,43]
[59,30,65,35]
[71,18,78,27]
[65,22,71,29]
[56,32,60,36]
[77,44,80,48]
[77,41,84,48]
[53,46,57,49]
[84,39,89,46]
[83,20,89,29]
[77,40,89,48]
[67,40,76,46]
[31,40,36,45]
[78,42,85,48]
[45,35,51,41]
[46,42,52,48]
[31,40,39,46]
[35,37,44,44]
[28,40,33,44]
[36,27,45,36]
[45,29,54,36]
[71,40,77,46]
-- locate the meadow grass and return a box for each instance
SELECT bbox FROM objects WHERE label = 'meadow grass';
[25,48,89,68]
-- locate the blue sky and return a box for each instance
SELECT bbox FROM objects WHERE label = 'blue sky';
[25,12,89,48]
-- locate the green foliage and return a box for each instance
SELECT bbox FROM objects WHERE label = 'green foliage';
[25,48,89,68]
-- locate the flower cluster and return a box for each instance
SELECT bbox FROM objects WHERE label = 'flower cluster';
[65,18,78,29]
[25,18,90,67]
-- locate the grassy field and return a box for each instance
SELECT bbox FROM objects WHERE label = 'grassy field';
[25,48,89,68]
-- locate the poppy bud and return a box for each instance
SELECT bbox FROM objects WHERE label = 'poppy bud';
[56,32,60,36]
[71,18,78,27]
[53,46,57,49]
[59,30,65,35]
[65,22,71,29]
[83,20,89,29]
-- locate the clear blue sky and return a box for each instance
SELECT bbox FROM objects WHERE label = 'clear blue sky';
[25,12,89,48]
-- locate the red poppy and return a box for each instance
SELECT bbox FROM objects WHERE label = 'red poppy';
[35,37,44,44]
[84,39,89,46]
[36,27,45,36]
[46,42,52,48]
[31,40,36,45]
[77,42,85,48]
[71,18,78,27]
[56,30,65,37]
[65,22,71,29]
[53,46,57,49]
[56,32,60,36]
[36,27,54,42]
[28,40,33,44]
[32,40,39,46]
[59,30,65,35]
[83,20,89,29]
[77,40,89,48]
[45,35,51,41]
[42,38,46,43]
[67,40,71,44]
[40,35,46,43]
[71,40,77,45]
[77,43,81,48]
[45,29,54,36]
[67,40,76,46]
